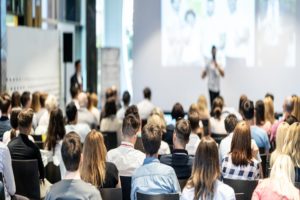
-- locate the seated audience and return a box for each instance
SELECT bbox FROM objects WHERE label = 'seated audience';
[188,104,203,136]
[77,92,98,129]
[160,119,193,179]
[87,93,100,122]
[38,95,58,127]
[107,113,145,176]
[241,100,270,154]
[181,137,235,200]
[8,109,44,180]
[131,123,180,200]
[263,96,277,134]
[0,95,12,139]
[65,102,90,143]
[11,91,21,108]
[117,91,131,120]
[45,132,101,200]
[164,102,185,146]
[196,95,210,119]
[20,91,31,109]
[137,87,155,120]
[210,97,226,135]
[252,154,300,200]
[283,122,300,182]
[81,130,119,188]
[186,111,201,155]
[270,122,290,167]
[221,121,260,180]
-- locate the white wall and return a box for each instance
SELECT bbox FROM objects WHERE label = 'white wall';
[132,0,300,112]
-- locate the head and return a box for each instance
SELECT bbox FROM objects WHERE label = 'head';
[197,95,208,112]
[171,102,185,121]
[45,108,66,152]
[231,121,252,166]
[81,130,107,187]
[87,93,98,110]
[142,122,162,157]
[122,114,141,141]
[265,93,274,101]
[104,97,117,117]
[187,136,219,199]
[188,103,200,114]
[11,91,21,108]
[211,97,223,120]
[122,91,131,107]
[224,114,238,134]
[285,115,298,125]
[70,85,80,99]
[241,100,254,120]
[20,91,31,109]
[150,107,165,120]
[274,122,290,154]
[124,105,140,121]
[75,60,81,74]
[0,95,11,115]
[18,108,34,134]
[61,132,82,172]
[78,92,88,108]
[188,111,200,132]
[291,96,300,121]
[283,96,294,115]
[105,88,114,100]
[143,87,151,100]
[282,122,300,167]
[238,94,248,115]
[173,119,191,148]
[66,102,78,124]
[45,95,58,112]
[255,100,265,126]
[31,91,41,113]
[39,92,48,108]
[10,108,22,139]
[264,96,275,124]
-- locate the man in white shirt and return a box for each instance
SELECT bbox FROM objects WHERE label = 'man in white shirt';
[186,111,201,155]
[201,46,225,107]
[137,87,155,120]
[107,113,145,176]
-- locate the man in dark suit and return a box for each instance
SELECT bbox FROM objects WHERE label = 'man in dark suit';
[70,60,83,91]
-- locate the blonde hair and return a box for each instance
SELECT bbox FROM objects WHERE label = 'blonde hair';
[264,97,275,124]
[45,95,58,112]
[270,122,290,167]
[88,93,98,111]
[147,114,166,133]
[259,154,299,200]
[81,130,106,187]
[197,95,210,119]
[291,96,300,121]
[282,122,300,167]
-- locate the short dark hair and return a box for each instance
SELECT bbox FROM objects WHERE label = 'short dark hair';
[122,114,140,137]
[18,109,34,128]
[255,100,265,126]
[265,93,274,101]
[171,102,185,121]
[142,123,162,156]
[125,105,140,121]
[0,96,11,113]
[70,85,80,99]
[20,91,31,108]
[11,91,21,108]
[66,102,78,123]
[224,114,238,133]
[122,91,131,106]
[175,119,191,144]
[61,132,82,171]
[241,100,254,120]
[104,98,117,117]
[75,60,81,68]
[285,115,298,125]
[39,93,48,108]
[10,108,22,129]
[143,87,151,99]
[188,111,200,130]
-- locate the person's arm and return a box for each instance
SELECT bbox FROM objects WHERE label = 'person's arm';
[214,61,225,77]
[3,147,16,196]
[201,69,207,79]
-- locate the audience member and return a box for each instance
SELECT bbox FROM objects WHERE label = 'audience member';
[221,121,260,180]
[11,91,21,108]
[131,123,180,200]
[238,94,247,117]
[77,92,98,129]
[20,91,31,109]
[107,114,145,176]
[291,96,300,121]
[263,96,277,132]
[0,95,12,138]
[241,100,270,154]
[81,130,119,188]
[265,92,274,101]
[38,95,58,127]
[8,109,44,180]
[210,97,226,135]
[255,100,269,133]
[70,85,80,109]
[137,87,155,120]
[160,119,193,179]
[65,102,91,143]
[87,93,100,122]
[181,137,235,200]
[186,111,201,155]
[70,60,83,91]
[45,132,101,200]
[252,154,300,200]
[117,91,131,120]
[196,95,210,119]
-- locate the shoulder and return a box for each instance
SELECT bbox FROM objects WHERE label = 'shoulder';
[181,187,195,200]
[159,154,172,165]
[215,180,235,196]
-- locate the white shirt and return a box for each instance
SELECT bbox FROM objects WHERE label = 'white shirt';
[65,124,91,143]
[3,130,35,145]
[158,141,170,155]
[206,60,223,92]
[34,125,47,136]
[116,106,128,120]
[219,132,261,163]
[181,180,235,200]
[90,107,100,123]
[186,133,201,155]
[107,141,146,177]
[38,111,50,127]
[210,116,227,135]
[137,99,155,120]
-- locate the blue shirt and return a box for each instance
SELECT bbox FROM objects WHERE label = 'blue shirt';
[250,126,270,150]
[131,157,181,200]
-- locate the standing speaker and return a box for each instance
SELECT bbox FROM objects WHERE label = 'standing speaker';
[63,33,73,63]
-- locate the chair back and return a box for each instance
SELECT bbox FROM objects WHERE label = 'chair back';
[223,178,258,200]
[0,173,5,200]
[12,159,40,199]
[100,188,122,200]
[120,176,132,200]
[45,161,61,184]
[235,193,244,200]
[178,179,188,190]
[211,133,227,144]
[102,131,118,151]
[136,192,179,200]
[295,182,300,189]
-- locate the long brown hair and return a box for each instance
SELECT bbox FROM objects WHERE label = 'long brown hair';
[186,136,220,199]
[230,121,252,166]
[31,91,41,113]
[45,108,66,153]
[81,130,107,188]
[10,108,22,139]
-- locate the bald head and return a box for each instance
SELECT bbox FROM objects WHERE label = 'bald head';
[78,92,88,108]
